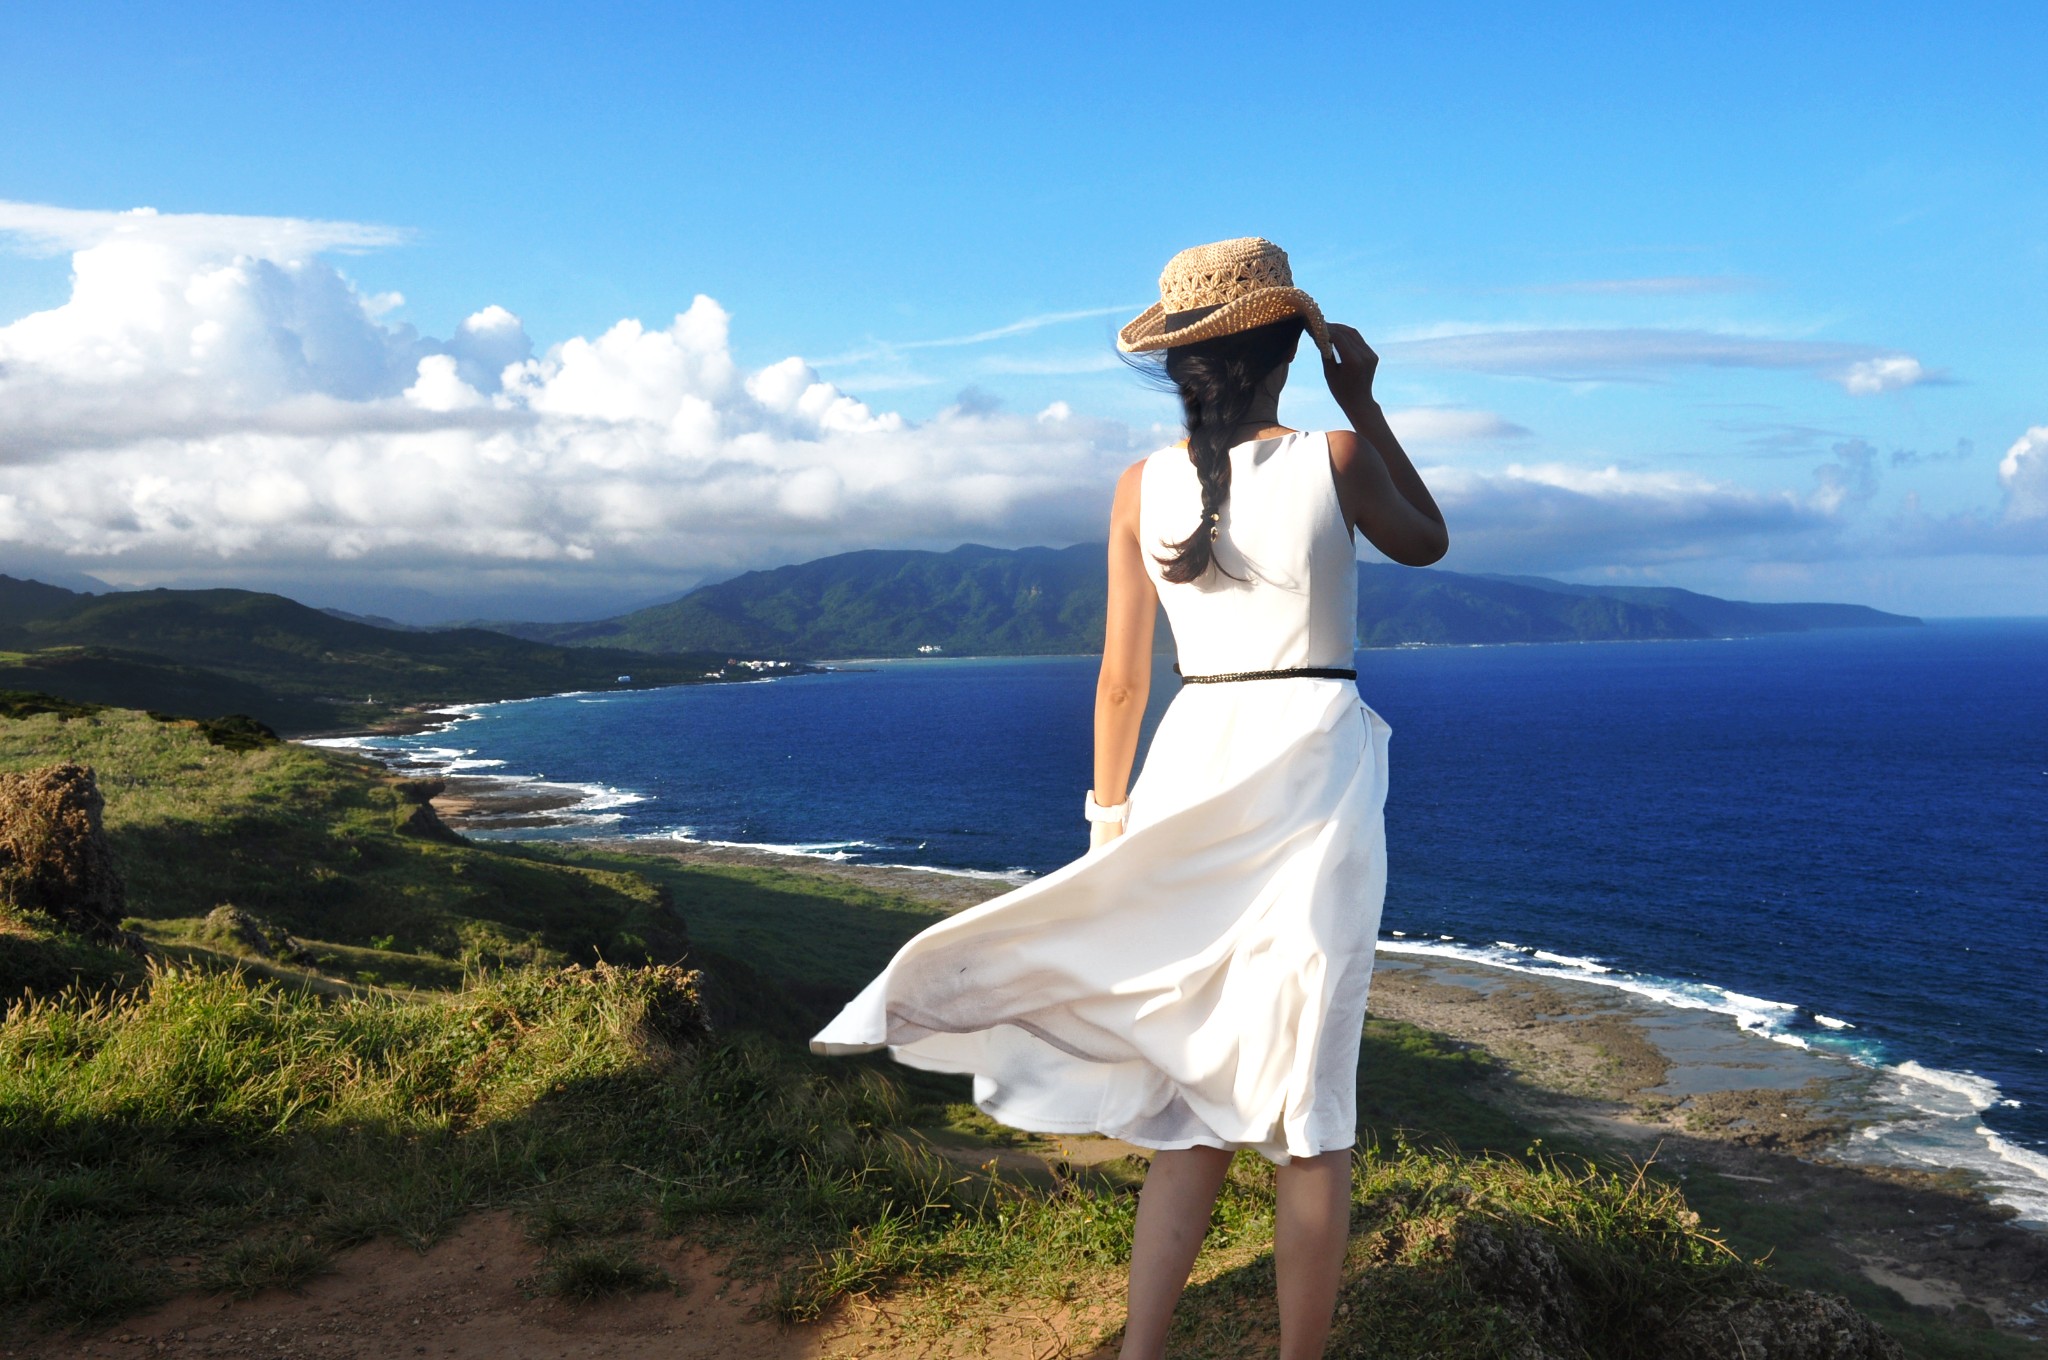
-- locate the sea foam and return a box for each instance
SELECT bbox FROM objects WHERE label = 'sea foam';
[1379,930,2048,1226]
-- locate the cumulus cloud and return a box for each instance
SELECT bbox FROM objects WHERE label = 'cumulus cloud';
[0,200,2020,618]
[1388,326,1938,393]
[2001,426,2048,520]
[1839,355,1927,395]
[0,206,1144,610]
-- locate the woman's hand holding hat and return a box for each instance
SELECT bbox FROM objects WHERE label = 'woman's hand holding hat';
[1320,323,1380,412]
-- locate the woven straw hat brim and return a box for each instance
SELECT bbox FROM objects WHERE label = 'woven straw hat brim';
[1117,287,1333,361]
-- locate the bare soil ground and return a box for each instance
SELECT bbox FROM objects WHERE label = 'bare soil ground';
[13,1212,1122,1360]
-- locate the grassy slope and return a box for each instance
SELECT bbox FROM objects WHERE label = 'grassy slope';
[0,708,2014,1355]
[0,710,688,989]
[0,579,733,735]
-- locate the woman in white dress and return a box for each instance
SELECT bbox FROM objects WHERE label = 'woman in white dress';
[813,238,1447,1359]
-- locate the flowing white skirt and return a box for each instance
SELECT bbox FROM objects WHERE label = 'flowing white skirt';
[809,678,1392,1164]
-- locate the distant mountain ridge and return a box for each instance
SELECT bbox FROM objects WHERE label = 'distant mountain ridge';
[485,544,1920,658]
[0,553,1920,732]
[496,544,1114,657]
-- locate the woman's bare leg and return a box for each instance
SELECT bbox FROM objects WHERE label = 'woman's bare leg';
[1118,1145,1233,1360]
[1273,1148,1355,1360]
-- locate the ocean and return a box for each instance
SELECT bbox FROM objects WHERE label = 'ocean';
[313,619,2048,1223]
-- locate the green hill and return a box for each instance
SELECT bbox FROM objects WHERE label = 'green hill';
[0,553,1919,732]
[497,543,1117,656]
[486,544,1920,659]
[0,577,740,735]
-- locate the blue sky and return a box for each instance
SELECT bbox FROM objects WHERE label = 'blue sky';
[1,1,2043,619]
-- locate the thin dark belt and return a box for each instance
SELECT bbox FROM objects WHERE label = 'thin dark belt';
[1173,664,1358,685]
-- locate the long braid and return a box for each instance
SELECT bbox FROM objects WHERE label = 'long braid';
[1153,317,1304,585]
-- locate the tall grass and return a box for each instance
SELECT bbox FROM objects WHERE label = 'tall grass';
[0,958,1764,1354]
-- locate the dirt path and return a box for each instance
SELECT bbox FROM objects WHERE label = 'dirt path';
[21,1214,1119,1360]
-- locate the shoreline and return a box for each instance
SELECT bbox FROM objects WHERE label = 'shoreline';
[293,739,2048,1334]
[1366,956,2048,1333]
[310,704,2048,1194]
[606,832,2048,1335]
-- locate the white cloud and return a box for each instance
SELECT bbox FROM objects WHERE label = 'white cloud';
[0,199,407,258]
[0,201,2023,618]
[1387,326,1937,393]
[0,205,1143,607]
[2001,426,2048,520]
[1382,407,1529,443]
[1840,355,1926,395]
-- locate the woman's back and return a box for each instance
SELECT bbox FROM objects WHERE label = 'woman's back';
[1139,431,1359,676]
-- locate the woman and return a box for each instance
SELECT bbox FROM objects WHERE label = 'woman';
[813,237,1447,1359]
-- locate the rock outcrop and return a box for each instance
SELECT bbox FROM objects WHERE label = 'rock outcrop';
[1660,1293,1907,1359]
[0,762,131,945]
[201,904,310,963]
[390,779,464,844]
[1335,1213,1905,1360]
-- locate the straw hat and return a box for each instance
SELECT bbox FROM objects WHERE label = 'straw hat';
[1118,237,1332,362]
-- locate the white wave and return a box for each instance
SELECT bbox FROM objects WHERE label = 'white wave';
[639,829,1034,884]
[1533,949,1613,974]
[386,744,471,765]
[562,783,648,813]
[1854,1069,2048,1225]
[650,830,867,862]
[870,861,1038,886]
[1815,1014,1855,1030]
[1378,936,1795,1028]
[1887,1061,2005,1113]
[1376,935,1837,1057]
[1378,930,2048,1226]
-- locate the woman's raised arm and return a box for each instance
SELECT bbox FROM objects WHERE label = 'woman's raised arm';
[1322,323,1450,567]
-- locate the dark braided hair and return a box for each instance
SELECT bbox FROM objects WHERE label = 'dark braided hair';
[1137,316,1306,583]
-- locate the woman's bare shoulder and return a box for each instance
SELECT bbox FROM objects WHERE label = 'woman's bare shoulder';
[1110,456,1150,529]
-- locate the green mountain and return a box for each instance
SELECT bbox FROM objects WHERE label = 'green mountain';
[1354,566,1917,646]
[0,551,1918,732]
[495,543,1117,656]
[0,577,734,735]
[488,544,1920,659]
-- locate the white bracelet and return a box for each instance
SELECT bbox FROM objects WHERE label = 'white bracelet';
[1084,791,1129,824]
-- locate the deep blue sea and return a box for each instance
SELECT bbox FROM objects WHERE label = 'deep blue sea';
[316,620,2048,1221]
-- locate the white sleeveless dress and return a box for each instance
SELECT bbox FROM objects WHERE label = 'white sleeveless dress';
[810,430,1393,1164]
